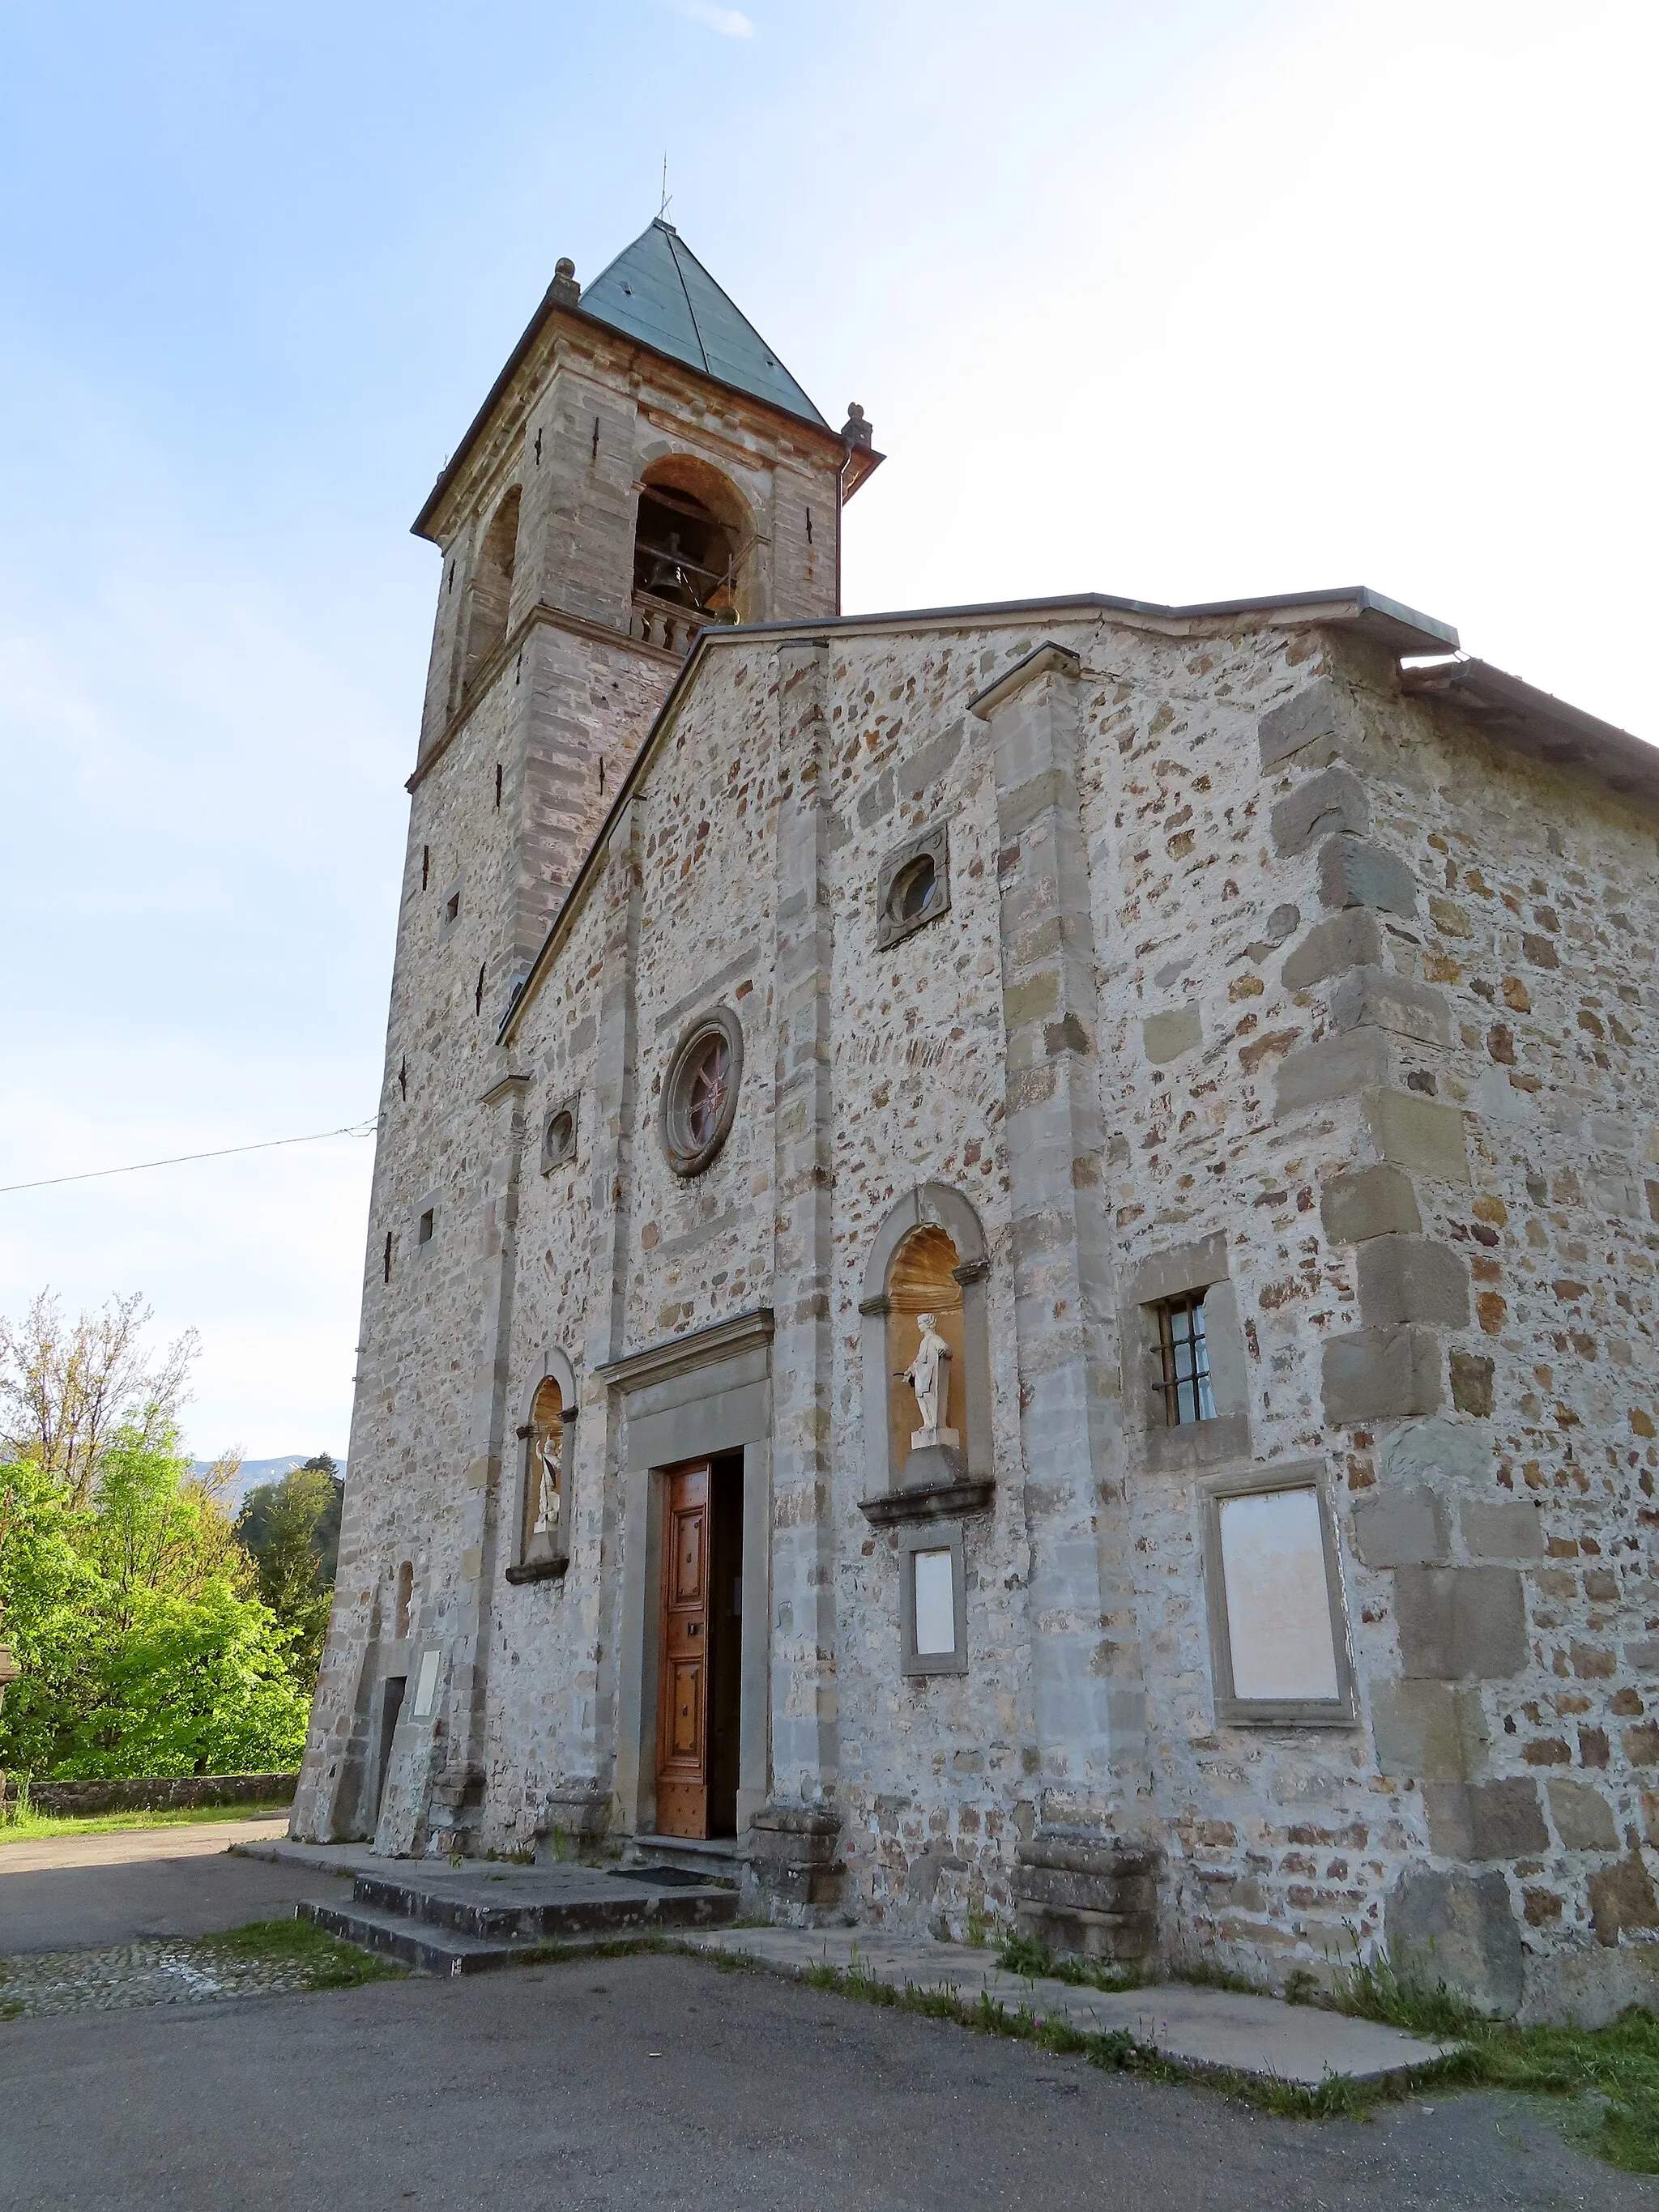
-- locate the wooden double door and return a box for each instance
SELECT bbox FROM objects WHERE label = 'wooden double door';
[655,1458,743,1839]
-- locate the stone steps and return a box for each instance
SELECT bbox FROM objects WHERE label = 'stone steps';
[301,1897,539,1976]
[299,1860,738,1975]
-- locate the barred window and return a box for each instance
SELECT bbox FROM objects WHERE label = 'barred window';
[1155,1294,1215,1426]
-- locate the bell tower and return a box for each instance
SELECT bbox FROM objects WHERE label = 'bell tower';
[407,216,880,989]
[294,220,879,1848]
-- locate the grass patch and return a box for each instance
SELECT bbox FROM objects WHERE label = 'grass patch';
[996,1929,1142,1993]
[0,1801,293,1845]
[1328,1950,1659,2174]
[192,1918,406,1992]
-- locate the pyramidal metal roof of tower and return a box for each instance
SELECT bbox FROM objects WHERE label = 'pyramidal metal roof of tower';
[578,219,830,431]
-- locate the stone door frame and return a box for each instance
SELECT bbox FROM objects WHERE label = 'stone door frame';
[599,1308,774,1838]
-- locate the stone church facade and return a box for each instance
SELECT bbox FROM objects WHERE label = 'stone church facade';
[293,219,1659,2024]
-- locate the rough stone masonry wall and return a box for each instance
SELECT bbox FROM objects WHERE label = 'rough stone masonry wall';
[296,614,655,1846]
[1115,634,1658,2021]
[480,870,611,1847]
[295,681,522,1842]
[821,624,1052,1936]
[1077,620,1414,1982]
[1335,659,1658,2021]
[299,288,851,1852]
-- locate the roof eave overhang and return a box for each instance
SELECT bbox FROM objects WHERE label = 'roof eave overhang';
[412,296,843,546]
[1401,658,1659,810]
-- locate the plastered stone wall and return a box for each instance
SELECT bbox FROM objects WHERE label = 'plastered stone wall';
[300,522,1656,2017]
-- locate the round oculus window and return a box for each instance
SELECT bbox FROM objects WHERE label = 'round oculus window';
[660,1007,744,1176]
[546,1109,575,1161]
[888,852,939,927]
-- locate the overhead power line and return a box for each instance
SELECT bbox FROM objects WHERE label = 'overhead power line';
[0,1119,378,1196]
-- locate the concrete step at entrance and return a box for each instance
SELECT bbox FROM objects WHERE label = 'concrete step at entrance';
[348,1868,735,1941]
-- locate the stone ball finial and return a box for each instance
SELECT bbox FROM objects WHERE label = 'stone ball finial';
[550,257,581,307]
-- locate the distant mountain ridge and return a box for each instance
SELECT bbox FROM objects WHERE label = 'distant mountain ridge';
[192,1454,346,1507]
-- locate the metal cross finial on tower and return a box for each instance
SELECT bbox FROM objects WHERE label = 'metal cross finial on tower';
[659,156,672,222]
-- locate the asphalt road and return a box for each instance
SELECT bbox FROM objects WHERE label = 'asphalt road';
[0,1826,1640,2210]
[0,1950,1640,2212]
[0,1819,347,1953]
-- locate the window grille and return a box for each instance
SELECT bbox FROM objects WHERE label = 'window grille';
[1155,1293,1215,1426]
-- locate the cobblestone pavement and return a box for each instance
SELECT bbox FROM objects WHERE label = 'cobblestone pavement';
[0,1817,347,1954]
[0,1933,322,2018]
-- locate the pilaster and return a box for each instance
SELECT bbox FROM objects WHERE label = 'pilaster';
[583,799,645,1815]
[425,1068,531,1842]
[766,637,838,1813]
[972,644,1151,1830]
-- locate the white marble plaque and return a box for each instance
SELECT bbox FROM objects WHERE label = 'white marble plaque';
[912,1547,956,1656]
[412,1647,441,1718]
[1218,1488,1338,1701]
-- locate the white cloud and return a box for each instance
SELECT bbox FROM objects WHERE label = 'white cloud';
[665,0,753,35]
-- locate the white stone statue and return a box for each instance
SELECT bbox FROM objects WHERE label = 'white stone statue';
[902,1312,957,1446]
[531,1429,559,1537]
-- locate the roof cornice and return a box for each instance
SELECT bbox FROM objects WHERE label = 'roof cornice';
[497,583,1458,1048]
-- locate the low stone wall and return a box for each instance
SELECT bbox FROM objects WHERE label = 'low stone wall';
[6,1772,297,1818]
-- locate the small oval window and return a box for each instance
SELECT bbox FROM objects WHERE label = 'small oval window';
[889,853,937,926]
[548,1110,574,1159]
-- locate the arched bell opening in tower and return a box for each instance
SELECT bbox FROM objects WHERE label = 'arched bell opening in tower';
[631,460,749,633]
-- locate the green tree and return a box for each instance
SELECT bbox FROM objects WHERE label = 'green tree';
[235,1458,343,1684]
[0,1426,311,1781]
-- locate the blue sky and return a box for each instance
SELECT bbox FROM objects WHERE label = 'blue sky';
[2,0,1654,1458]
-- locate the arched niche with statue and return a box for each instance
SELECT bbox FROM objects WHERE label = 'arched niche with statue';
[507,1349,578,1583]
[859,1185,994,1524]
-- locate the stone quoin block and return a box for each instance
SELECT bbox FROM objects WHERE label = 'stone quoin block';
[1461,1500,1546,1560]
[1317,836,1418,916]
[1370,1679,1486,1782]
[1380,1417,1495,1492]
[1256,676,1356,769]
[1352,1485,1450,1569]
[1387,1867,1525,2017]
[1355,1234,1472,1329]
[1365,1091,1471,1183]
[1394,1565,1528,1681]
[1269,764,1371,855]
[1273,1029,1391,1115]
[1281,906,1384,989]
[1329,967,1454,1049]
[1465,1778,1549,1860]
[1321,1165,1423,1243]
[1321,1326,1444,1424]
